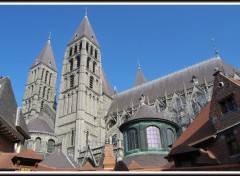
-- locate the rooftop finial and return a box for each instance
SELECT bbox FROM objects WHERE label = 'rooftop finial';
[138,59,141,70]
[48,31,51,43]
[211,38,220,58]
[85,6,88,16]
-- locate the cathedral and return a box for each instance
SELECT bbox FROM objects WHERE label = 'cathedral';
[21,13,240,166]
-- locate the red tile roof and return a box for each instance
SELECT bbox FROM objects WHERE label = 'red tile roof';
[0,152,16,170]
[15,148,43,161]
[128,160,143,170]
[168,102,215,157]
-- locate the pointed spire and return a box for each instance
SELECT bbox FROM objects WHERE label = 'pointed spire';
[85,6,88,16]
[211,38,220,58]
[69,15,99,47]
[113,86,118,95]
[138,59,141,70]
[133,63,147,87]
[31,37,57,72]
[48,31,51,42]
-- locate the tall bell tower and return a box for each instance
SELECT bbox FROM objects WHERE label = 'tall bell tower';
[21,37,57,123]
[55,14,113,162]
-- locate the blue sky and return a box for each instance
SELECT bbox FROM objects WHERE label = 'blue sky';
[1,4,240,106]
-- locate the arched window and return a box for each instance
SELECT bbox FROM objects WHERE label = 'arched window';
[167,129,175,146]
[77,56,81,68]
[35,137,41,152]
[94,49,97,59]
[47,139,55,153]
[79,41,82,51]
[71,129,75,146]
[69,47,73,57]
[39,86,41,95]
[70,75,74,88]
[47,88,50,100]
[41,68,45,80]
[127,128,138,151]
[45,71,48,83]
[69,59,73,71]
[42,86,46,97]
[86,42,89,52]
[49,73,52,85]
[93,62,97,73]
[90,45,93,55]
[146,126,161,148]
[74,45,77,54]
[89,76,94,89]
[31,85,34,94]
[40,101,44,111]
[87,57,91,69]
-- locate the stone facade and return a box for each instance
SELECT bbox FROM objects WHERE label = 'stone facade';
[22,39,57,123]
[55,15,110,163]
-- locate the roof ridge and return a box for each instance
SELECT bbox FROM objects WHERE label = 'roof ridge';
[114,57,220,97]
[64,154,76,168]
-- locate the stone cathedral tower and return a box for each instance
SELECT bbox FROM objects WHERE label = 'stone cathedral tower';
[21,37,57,124]
[55,14,113,162]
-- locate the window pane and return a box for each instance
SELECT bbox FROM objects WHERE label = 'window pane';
[127,129,138,151]
[146,126,161,148]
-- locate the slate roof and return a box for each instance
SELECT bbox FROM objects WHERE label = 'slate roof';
[31,39,57,72]
[40,149,79,168]
[120,104,178,132]
[133,67,147,87]
[123,153,168,167]
[27,115,54,134]
[109,57,237,113]
[0,77,30,141]
[102,68,114,97]
[167,102,215,158]
[68,15,99,47]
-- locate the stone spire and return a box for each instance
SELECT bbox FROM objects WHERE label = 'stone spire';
[31,38,57,72]
[68,15,99,47]
[133,64,147,87]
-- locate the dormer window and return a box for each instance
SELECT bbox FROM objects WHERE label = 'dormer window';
[191,75,198,85]
[219,95,237,115]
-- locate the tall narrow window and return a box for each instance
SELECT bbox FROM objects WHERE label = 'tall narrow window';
[42,86,46,98]
[49,73,52,85]
[47,88,50,100]
[31,85,34,94]
[69,59,73,71]
[45,71,48,83]
[69,47,73,57]
[70,75,74,88]
[86,42,89,52]
[71,129,75,146]
[47,139,55,153]
[90,46,93,55]
[146,126,161,148]
[39,87,41,95]
[93,62,97,73]
[87,57,91,69]
[225,131,240,155]
[40,101,44,111]
[94,49,97,59]
[35,137,41,152]
[79,41,82,51]
[74,45,77,54]
[167,129,175,146]
[34,70,36,80]
[41,68,45,80]
[77,56,81,68]
[127,128,138,151]
[90,76,94,89]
